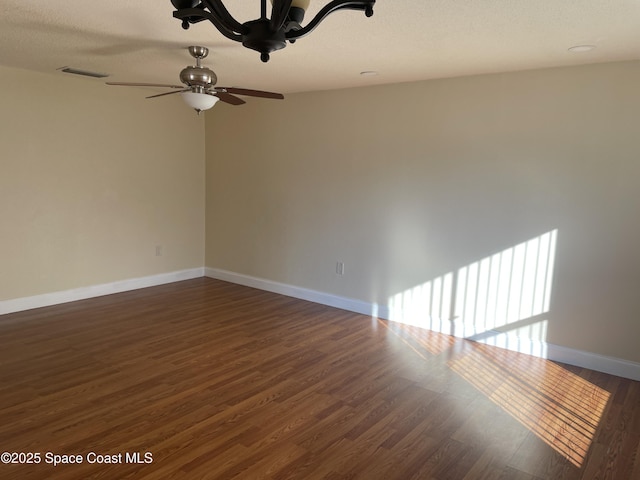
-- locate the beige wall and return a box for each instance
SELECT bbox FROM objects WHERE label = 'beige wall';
[205,61,640,363]
[0,65,205,300]
[3,60,638,365]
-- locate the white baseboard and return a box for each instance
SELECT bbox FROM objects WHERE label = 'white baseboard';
[471,329,640,381]
[204,267,384,317]
[545,343,640,382]
[205,267,640,382]
[0,267,204,315]
[3,266,639,381]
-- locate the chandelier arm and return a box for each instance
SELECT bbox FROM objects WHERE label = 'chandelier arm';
[200,0,246,33]
[285,0,374,41]
[269,0,293,32]
[172,8,244,41]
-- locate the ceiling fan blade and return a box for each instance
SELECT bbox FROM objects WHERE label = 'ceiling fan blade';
[106,82,185,89]
[214,92,246,106]
[146,89,190,99]
[215,87,284,100]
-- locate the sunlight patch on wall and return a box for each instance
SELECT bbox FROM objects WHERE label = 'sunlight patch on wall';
[448,342,610,467]
[387,230,558,356]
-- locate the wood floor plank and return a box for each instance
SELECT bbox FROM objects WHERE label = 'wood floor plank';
[1,278,639,479]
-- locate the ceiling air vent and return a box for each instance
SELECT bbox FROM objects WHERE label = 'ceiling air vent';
[58,67,109,79]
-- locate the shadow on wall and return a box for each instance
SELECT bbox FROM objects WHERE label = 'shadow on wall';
[387,229,558,358]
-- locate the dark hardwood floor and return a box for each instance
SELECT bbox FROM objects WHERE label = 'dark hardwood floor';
[0,278,638,479]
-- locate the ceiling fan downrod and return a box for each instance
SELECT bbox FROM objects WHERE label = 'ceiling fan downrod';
[170,0,375,62]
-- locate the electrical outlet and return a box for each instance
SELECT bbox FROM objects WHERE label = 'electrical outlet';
[155,245,163,256]
[336,262,345,275]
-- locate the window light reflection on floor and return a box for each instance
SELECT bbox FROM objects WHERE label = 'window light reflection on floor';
[447,343,610,467]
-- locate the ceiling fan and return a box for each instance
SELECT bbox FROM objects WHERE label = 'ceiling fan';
[106,45,284,114]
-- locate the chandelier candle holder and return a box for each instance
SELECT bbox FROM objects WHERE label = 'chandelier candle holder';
[170,0,375,62]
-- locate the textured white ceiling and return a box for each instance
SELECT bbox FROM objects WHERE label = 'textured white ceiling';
[1,0,639,96]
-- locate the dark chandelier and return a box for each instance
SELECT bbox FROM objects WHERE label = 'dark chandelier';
[170,0,376,62]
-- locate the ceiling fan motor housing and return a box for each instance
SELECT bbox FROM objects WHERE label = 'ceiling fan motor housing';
[180,65,217,87]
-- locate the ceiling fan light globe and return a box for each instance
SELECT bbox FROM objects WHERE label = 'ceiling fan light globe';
[181,91,219,111]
